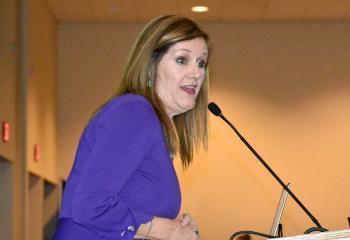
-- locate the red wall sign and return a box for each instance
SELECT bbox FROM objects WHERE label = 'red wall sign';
[34,144,40,161]
[2,121,10,143]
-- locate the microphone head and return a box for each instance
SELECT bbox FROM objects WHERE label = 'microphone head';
[208,102,222,116]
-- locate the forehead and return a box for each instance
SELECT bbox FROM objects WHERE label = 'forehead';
[168,38,208,54]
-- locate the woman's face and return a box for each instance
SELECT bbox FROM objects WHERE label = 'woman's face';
[155,37,208,118]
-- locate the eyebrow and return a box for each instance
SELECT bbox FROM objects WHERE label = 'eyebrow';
[174,48,208,56]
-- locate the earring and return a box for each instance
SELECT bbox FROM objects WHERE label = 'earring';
[147,70,152,88]
[146,80,152,88]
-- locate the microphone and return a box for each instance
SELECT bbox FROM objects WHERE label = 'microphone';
[208,102,221,116]
[208,102,326,230]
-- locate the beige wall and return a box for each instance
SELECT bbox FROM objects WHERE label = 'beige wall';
[27,0,57,183]
[57,21,350,239]
[1,0,59,238]
[57,23,143,177]
[0,0,17,162]
[0,0,18,239]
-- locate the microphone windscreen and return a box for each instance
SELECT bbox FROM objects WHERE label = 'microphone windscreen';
[208,102,221,116]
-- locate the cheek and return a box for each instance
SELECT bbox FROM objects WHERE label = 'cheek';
[155,74,177,100]
[162,73,182,93]
[157,66,176,87]
[158,78,174,94]
[196,76,206,94]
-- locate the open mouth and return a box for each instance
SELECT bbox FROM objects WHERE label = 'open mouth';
[180,85,197,95]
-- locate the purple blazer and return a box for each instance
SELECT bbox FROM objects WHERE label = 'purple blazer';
[54,94,181,240]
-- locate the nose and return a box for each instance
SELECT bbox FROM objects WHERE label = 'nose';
[188,64,202,80]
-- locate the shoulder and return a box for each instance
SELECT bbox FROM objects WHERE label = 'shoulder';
[105,93,152,110]
[80,94,161,152]
[110,93,152,107]
[93,94,159,126]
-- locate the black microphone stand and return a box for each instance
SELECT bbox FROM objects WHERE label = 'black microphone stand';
[208,102,328,238]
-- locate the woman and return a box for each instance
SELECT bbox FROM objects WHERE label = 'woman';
[54,15,209,240]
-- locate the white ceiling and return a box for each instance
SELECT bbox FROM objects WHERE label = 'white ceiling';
[46,0,350,23]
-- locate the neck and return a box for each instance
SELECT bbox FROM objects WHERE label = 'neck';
[165,107,177,119]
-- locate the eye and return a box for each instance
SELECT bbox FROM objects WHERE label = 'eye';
[176,56,187,65]
[197,60,207,69]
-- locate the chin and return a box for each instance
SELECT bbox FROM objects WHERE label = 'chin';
[181,101,196,113]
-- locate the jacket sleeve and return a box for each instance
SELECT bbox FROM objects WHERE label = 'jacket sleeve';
[70,99,156,239]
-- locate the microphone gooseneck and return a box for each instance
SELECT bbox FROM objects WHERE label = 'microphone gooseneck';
[208,102,325,230]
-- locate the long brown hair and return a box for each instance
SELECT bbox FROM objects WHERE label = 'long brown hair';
[93,15,209,168]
